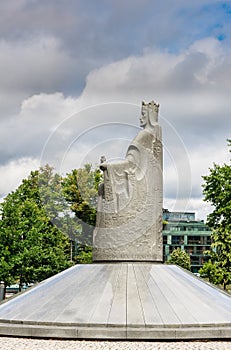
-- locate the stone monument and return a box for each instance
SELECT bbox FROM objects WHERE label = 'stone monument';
[93,101,163,261]
[1,100,231,340]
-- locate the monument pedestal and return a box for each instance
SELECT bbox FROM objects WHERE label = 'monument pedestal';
[0,263,231,339]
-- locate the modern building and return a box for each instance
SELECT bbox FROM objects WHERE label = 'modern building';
[163,209,212,273]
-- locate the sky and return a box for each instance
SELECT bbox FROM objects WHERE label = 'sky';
[0,0,231,221]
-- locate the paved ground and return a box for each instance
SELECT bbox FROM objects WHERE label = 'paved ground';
[0,338,231,350]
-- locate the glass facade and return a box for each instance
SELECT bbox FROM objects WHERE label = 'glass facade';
[163,209,212,274]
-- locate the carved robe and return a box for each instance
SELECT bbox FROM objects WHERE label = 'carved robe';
[93,123,163,262]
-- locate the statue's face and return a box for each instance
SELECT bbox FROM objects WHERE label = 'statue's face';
[140,108,148,128]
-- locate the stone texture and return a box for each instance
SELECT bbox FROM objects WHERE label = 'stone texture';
[0,263,231,339]
[93,101,163,262]
[1,337,231,350]
[1,101,231,342]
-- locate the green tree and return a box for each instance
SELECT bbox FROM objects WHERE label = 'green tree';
[200,140,231,290]
[38,164,82,257]
[167,247,191,271]
[202,142,231,229]
[0,166,73,298]
[199,259,224,286]
[199,226,231,290]
[0,197,20,296]
[75,245,93,264]
[62,164,101,252]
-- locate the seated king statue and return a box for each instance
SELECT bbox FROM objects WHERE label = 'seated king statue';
[93,101,163,262]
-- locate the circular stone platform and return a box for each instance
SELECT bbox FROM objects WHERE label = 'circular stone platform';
[0,263,231,340]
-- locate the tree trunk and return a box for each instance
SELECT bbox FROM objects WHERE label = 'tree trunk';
[0,282,6,300]
[19,270,23,292]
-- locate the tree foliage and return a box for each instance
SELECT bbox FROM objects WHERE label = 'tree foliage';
[0,163,102,297]
[167,248,191,271]
[62,164,101,247]
[199,259,225,286]
[202,143,231,229]
[38,164,81,245]
[199,225,231,290]
[200,140,231,290]
[0,166,73,297]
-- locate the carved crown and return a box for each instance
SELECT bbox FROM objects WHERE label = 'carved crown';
[142,100,160,124]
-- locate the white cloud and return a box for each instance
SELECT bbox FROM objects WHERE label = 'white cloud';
[0,36,79,119]
[0,157,39,198]
[81,50,182,102]
[80,37,231,146]
[0,92,81,163]
[1,36,231,221]
[0,37,77,91]
[19,92,79,125]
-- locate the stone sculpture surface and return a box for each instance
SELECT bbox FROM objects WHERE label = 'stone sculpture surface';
[93,101,163,261]
[1,101,230,342]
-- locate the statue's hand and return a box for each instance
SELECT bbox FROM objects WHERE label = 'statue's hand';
[100,162,107,171]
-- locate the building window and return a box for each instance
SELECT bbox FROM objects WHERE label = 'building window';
[163,236,167,244]
[190,256,200,265]
[169,226,181,232]
[172,235,184,245]
[185,246,194,254]
[195,246,204,254]
[188,236,202,244]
